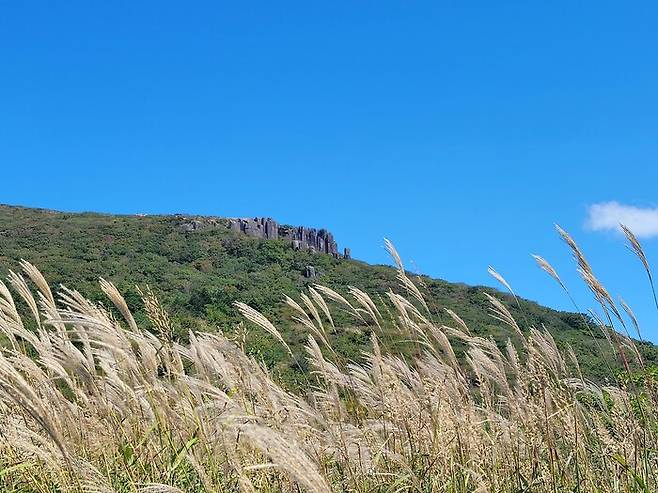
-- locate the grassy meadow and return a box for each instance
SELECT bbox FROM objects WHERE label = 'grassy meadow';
[1,224,658,492]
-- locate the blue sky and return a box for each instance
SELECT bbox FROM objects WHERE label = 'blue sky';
[2,2,658,340]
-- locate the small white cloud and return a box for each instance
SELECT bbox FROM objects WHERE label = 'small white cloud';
[586,201,658,238]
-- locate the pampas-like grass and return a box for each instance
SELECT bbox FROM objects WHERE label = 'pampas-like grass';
[1,228,657,492]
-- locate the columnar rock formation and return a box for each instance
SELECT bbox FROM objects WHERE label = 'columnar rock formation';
[226,217,346,257]
[279,224,337,255]
[178,215,349,258]
[228,217,279,241]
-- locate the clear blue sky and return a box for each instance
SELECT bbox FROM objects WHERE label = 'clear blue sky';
[3,2,658,340]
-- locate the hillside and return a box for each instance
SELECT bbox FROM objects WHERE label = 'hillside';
[0,204,654,383]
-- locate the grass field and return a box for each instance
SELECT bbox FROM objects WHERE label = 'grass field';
[1,227,658,492]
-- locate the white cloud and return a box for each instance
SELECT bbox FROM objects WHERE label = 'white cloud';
[586,201,658,238]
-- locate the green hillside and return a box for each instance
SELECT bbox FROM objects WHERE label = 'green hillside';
[0,204,654,383]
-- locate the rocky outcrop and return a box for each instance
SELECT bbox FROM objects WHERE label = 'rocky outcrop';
[278,224,337,256]
[178,217,220,232]
[177,215,349,258]
[228,217,278,240]
[226,217,347,258]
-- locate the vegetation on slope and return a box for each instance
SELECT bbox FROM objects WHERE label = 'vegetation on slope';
[0,204,656,385]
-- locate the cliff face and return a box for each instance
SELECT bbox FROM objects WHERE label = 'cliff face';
[228,217,279,241]
[226,217,350,258]
[279,224,337,256]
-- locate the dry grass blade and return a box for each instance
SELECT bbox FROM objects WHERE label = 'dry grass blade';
[578,267,625,328]
[232,421,333,493]
[20,259,55,308]
[300,292,325,336]
[621,223,658,311]
[483,292,524,341]
[7,270,41,328]
[312,284,366,323]
[622,224,651,273]
[556,224,593,276]
[284,294,313,325]
[138,285,173,341]
[384,237,404,272]
[619,297,642,341]
[557,225,626,331]
[385,239,430,313]
[285,294,335,354]
[349,286,382,329]
[487,266,519,307]
[234,301,293,356]
[444,308,471,335]
[532,254,566,290]
[100,278,139,333]
[309,286,334,329]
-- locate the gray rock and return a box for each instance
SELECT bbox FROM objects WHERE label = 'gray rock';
[278,224,338,255]
[179,217,221,233]
[179,219,205,232]
[225,216,346,259]
[304,265,317,278]
[227,217,280,240]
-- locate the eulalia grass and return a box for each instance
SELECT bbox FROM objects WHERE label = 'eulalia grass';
[1,226,658,492]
